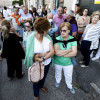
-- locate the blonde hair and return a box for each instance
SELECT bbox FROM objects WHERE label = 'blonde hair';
[91,11,100,20]
[0,19,11,39]
[60,22,71,31]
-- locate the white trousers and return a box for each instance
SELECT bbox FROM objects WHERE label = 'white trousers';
[54,64,73,89]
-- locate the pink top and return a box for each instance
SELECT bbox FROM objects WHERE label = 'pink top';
[53,14,66,29]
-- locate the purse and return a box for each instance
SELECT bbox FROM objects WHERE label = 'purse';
[28,61,44,83]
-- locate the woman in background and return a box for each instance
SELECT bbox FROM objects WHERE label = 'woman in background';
[77,8,90,45]
[1,19,25,80]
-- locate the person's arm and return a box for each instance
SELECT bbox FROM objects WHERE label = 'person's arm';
[43,42,54,60]
[64,46,77,57]
[26,17,32,21]
[54,44,72,56]
[72,32,77,38]
[72,24,78,38]
[11,27,23,41]
[33,42,54,62]
[21,19,27,24]
[33,54,43,63]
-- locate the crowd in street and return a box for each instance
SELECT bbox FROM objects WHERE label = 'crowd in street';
[0,4,100,100]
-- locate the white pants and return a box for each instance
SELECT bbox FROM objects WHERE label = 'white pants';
[55,64,73,89]
[95,44,100,57]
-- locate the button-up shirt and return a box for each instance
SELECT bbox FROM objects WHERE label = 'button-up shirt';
[51,9,57,15]
[53,14,66,29]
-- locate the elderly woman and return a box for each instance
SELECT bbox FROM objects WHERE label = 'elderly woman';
[24,17,54,100]
[54,22,77,94]
[80,11,100,67]
[23,21,34,48]
[77,8,90,45]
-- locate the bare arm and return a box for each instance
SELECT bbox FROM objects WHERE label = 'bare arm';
[72,32,77,38]
[64,46,77,57]
[34,42,54,62]
[54,44,72,56]
[43,42,54,60]
[11,27,22,37]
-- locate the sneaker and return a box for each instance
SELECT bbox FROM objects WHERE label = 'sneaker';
[80,64,89,68]
[79,61,85,64]
[90,51,94,58]
[92,56,99,61]
[70,88,75,94]
[55,82,59,88]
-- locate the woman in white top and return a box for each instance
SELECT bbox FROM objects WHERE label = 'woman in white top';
[23,21,34,48]
[80,11,100,67]
[25,17,54,100]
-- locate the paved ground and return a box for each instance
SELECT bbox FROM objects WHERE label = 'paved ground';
[0,38,100,100]
[0,59,90,100]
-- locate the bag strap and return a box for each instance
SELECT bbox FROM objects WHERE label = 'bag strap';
[39,62,41,79]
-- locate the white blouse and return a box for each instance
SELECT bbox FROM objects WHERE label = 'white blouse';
[82,20,100,50]
[34,36,51,65]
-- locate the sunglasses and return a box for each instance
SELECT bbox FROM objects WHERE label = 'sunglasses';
[60,30,67,33]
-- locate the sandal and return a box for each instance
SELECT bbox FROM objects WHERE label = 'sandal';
[41,87,48,93]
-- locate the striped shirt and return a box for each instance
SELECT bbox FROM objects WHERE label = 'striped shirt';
[82,20,100,50]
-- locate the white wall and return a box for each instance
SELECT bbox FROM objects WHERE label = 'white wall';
[64,0,74,10]
[0,0,14,6]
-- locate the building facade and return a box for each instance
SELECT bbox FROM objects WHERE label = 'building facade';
[0,0,14,7]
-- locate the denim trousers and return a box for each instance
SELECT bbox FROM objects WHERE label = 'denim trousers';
[33,63,50,97]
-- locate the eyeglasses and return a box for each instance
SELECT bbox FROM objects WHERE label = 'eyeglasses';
[60,30,67,33]
[25,26,30,28]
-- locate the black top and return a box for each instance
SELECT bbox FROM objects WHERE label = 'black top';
[1,33,25,59]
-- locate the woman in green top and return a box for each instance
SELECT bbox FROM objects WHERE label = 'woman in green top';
[54,22,77,94]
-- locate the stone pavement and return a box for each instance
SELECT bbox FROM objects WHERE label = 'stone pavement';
[0,59,89,100]
[0,38,100,100]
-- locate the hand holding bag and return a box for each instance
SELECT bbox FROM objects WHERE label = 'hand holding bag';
[28,61,44,83]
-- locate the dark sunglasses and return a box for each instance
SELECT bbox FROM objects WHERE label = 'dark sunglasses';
[60,30,67,33]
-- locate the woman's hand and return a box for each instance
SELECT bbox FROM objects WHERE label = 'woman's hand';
[33,54,43,62]
[11,27,16,33]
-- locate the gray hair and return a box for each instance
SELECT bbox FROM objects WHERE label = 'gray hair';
[66,10,74,17]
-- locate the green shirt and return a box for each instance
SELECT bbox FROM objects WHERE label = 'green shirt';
[54,35,77,66]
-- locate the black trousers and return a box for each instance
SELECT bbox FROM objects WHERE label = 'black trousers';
[81,40,92,66]
[76,32,83,45]
[6,58,23,78]
[33,63,50,97]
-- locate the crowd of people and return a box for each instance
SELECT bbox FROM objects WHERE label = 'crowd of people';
[0,4,100,100]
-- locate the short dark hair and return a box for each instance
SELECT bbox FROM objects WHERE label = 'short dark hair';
[26,20,34,31]
[75,4,80,7]
[32,7,36,13]
[34,17,50,34]
[4,6,7,10]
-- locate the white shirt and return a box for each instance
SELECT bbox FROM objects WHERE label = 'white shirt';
[82,21,100,50]
[34,36,51,65]
[3,9,9,18]
[6,16,22,30]
[21,13,32,20]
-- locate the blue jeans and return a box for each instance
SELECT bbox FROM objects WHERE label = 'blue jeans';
[33,63,50,97]
[16,29,23,37]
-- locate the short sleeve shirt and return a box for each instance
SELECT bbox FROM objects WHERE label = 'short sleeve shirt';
[21,13,32,20]
[34,36,51,65]
[54,35,77,66]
